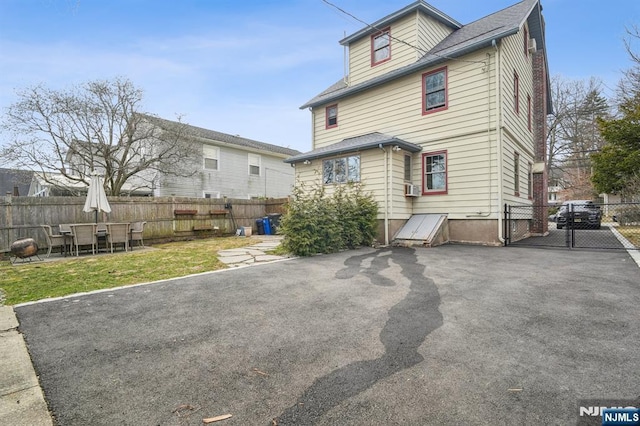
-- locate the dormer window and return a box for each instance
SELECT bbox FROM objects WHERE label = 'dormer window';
[371,28,391,66]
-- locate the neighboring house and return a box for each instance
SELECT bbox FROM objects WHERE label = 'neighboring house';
[62,115,300,199]
[286,0,551,245]
[145,117,300,199]
[0,168,33,196]
[547,168,566,206]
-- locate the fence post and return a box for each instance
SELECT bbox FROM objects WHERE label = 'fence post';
[503,204,509,246]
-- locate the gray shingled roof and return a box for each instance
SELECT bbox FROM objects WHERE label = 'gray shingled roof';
[301,0,549,111]
[0,168,33,196]
[143,115,301,157]
[284,132,421,163]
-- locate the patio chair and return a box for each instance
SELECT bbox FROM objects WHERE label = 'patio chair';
[70,224,97,256]
[41,225,66,258]
[106,223,130,253]
[129,221,147,248]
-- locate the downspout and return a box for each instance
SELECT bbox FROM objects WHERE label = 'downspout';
[379,143,389,245]
[493,39,505,243]
[467,52,494,218]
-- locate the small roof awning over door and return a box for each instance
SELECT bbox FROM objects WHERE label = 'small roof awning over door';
[284,132,422,164]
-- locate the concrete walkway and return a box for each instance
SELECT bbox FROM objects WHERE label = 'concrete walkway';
[217,235,288,266]
[0,306,53,426]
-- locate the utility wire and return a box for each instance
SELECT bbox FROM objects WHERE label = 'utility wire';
[320,0,486,66]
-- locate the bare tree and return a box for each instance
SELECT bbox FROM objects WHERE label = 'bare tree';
[1,77,200,196]
[546,75,610,198]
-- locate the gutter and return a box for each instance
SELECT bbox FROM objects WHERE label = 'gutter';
[301,27,520,110]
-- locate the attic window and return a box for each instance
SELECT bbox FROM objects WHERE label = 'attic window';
[326,104,338,129]
[371,28,391,66]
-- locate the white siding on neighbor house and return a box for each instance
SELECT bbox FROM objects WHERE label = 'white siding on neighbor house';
[156,143,294,199]
[348,13,420,86]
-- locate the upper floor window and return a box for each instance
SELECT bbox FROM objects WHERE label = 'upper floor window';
[326,104,338,129]
[203,145,219,170]
[422,151,447,195]
[248,153,261,176]
[514,71,520,114]
[423,67,447,114]
[323,155,360,184]
[371,28,391,66]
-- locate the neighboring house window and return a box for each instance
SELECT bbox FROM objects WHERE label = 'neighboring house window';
[323,155,360,184]
[203,145,219,170]
[248,153,261,176]
[422,151,447,195]
[423,67,447,114]
[528,162,533,199]
[514,152,520,196]
[326,104,338,129]
[404,154,411,181]
[527,94,532,131]
[524,27,529,58]
[371,28,391,66]
[514,71,520,114]
[549,192,557,202]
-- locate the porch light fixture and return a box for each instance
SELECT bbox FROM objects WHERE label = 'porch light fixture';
[303,160,312,165]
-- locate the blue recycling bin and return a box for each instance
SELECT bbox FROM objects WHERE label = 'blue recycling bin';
[262,217,272,235]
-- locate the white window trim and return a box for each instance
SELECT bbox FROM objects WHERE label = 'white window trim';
[248,153,261,176]
[203,145,220,171]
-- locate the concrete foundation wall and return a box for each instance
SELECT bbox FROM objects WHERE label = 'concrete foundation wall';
[380,218,501,246]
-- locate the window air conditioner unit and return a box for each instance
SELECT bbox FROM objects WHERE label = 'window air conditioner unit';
[405,183,420,197]
[528,38,537,54]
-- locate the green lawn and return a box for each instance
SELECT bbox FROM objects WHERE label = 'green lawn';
[0,237,259,306]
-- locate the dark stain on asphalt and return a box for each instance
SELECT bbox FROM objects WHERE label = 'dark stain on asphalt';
[274,247,443,424]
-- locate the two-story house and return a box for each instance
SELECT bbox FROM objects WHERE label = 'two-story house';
[285,0,551,245]
[38,115,300,199]
[147,117,300,199]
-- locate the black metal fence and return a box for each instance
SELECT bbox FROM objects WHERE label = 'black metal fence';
[505,202,640,250]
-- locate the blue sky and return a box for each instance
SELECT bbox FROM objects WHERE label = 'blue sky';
[1,0,638,153]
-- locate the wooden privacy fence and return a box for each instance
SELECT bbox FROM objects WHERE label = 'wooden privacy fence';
[0,195,288,254]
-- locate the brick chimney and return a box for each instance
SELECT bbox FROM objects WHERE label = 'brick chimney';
[530,49,548,234]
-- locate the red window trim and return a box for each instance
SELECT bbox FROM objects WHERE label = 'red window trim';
[514,71,520,115]
[524,27,529,58]
[527,94,532,131]
[422,66,448,115]
[422,150,448,195]
[325,104,338,129]
[371,27,391,67]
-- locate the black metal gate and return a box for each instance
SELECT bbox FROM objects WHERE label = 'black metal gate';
[504,202,640,250]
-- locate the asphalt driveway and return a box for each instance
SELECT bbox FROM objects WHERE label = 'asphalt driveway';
[15,245,640,425]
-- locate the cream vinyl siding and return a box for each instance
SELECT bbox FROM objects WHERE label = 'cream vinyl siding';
[348,14,420,86]
[499,28,534,206]
[314,48,496,151]
[300,47,502,219]
[416,14,454,57]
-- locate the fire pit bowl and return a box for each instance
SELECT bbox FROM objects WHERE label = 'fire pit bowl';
[10,238,41,262]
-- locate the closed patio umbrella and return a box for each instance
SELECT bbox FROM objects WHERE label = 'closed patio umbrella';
[83,172,111,222]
